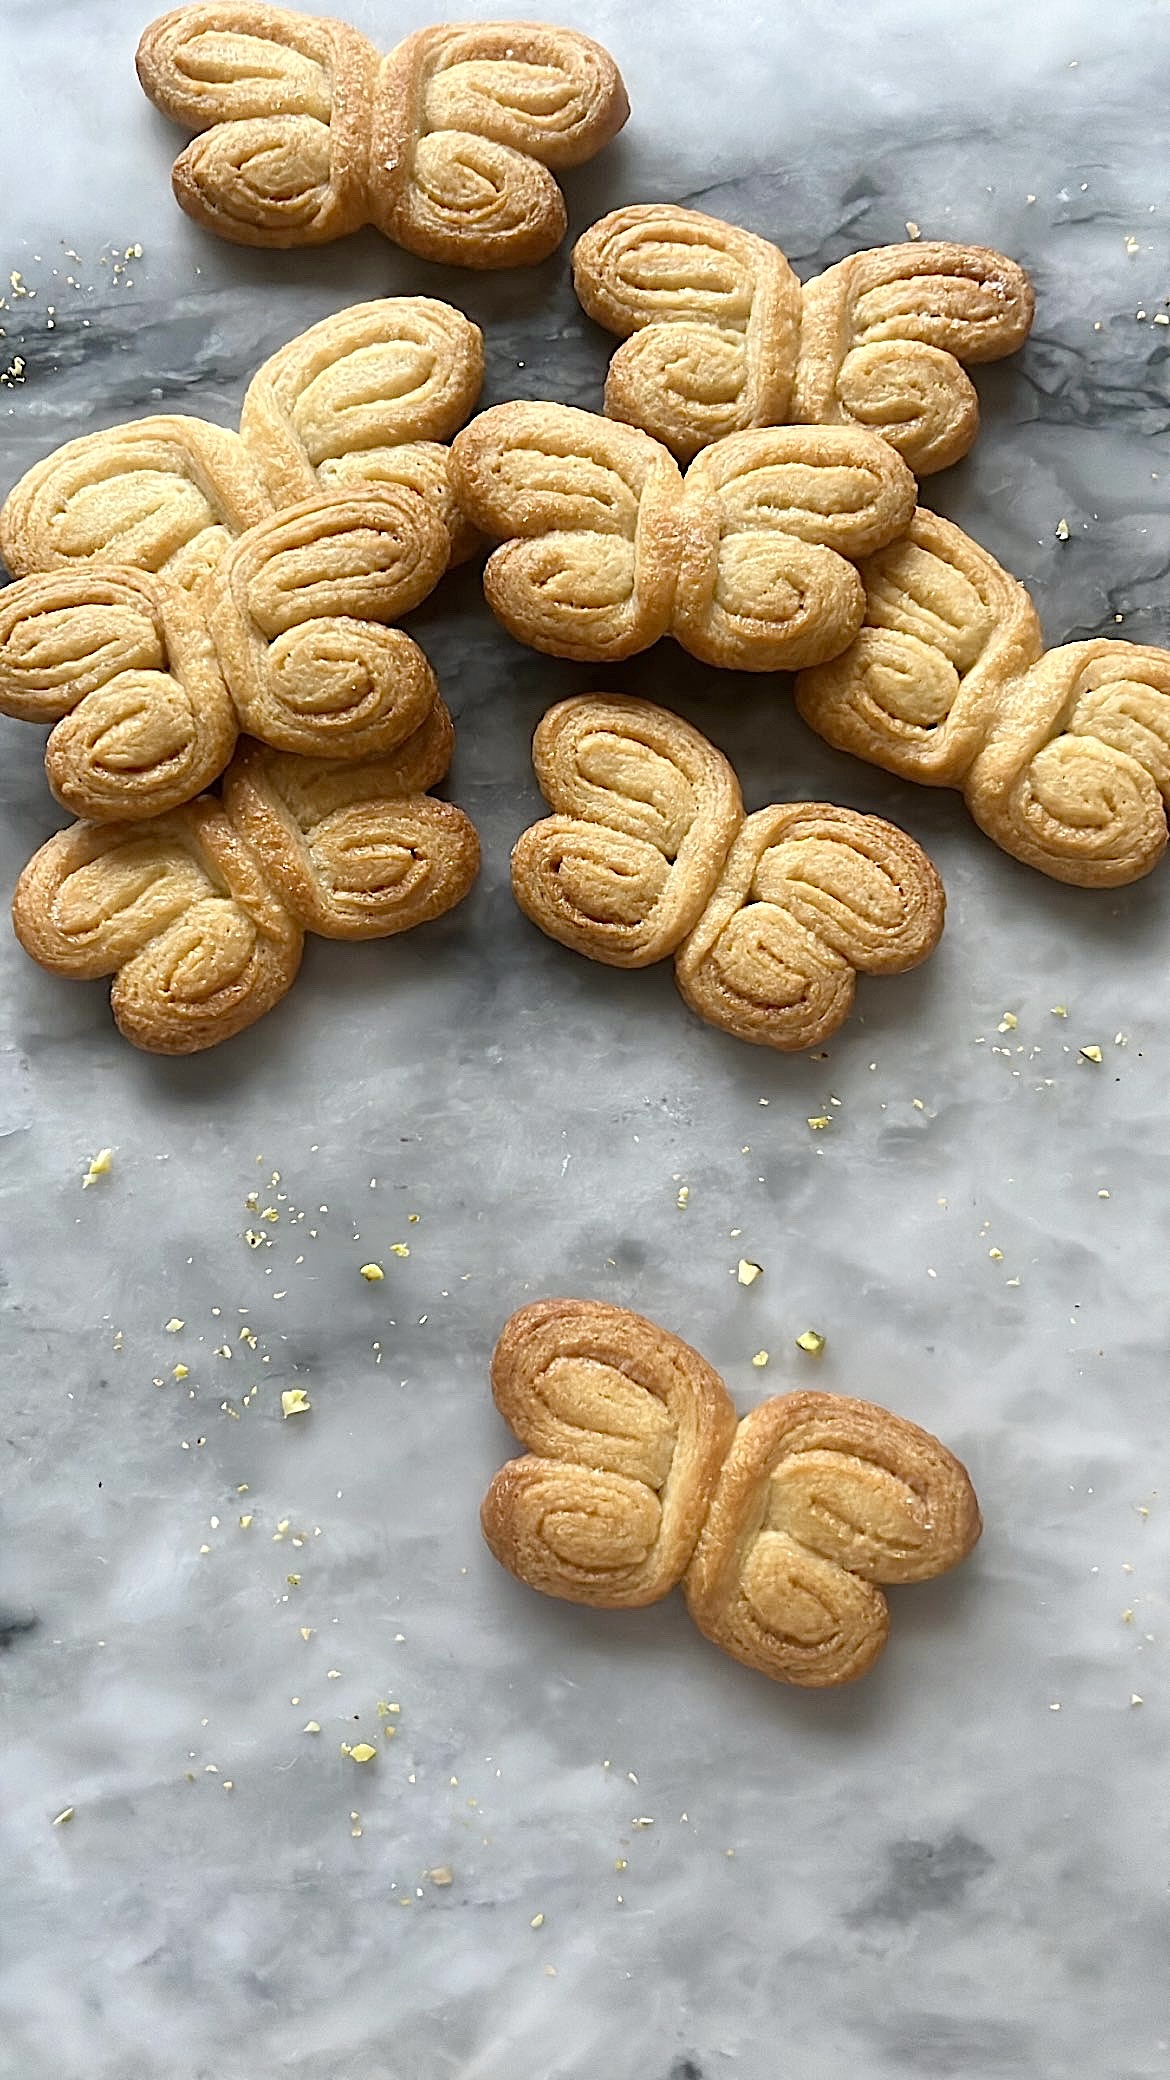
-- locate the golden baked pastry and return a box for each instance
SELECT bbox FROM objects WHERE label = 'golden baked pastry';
[239,298,485,563]
[449,403,917,670]
[674,801,946,1051]
[12,698,479,1053]
[512,694,745,966]
[0,487,451,815]
[0,414,271,595]
[482,1299,738,1607]
[210,487,448,760]
[482,1299,981,1687]
[684,1388,983,1686]
[0,567,238,823]
[795,507,1170,886]
[1,299,485,596]
[136,4,629,267]
[512,695,944,1049]
[573,204,1034,472]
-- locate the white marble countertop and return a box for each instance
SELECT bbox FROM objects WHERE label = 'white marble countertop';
[1,3,1167,2076]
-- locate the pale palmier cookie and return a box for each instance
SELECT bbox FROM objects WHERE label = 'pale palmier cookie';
[674,803,945,1051]
[796,508,1170,886]
[12,710,480,1053]
[684,1391,982,1687]
[481,1299,739,1608]
[510,694,744,967]
[0,414,271,595]
[481,1302,981,1686]
[210,488,449,761]
[240,298,486,563]
[572,204,803,462]
[136,4,629,267]
[573,205,1034,475]
[449,403,915,671]
[0,567,237,821]
[512,696,944,1051]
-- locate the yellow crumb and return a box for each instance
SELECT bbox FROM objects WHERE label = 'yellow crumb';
[281,1389,311,1417]
[1080,1045,1103,1063]
[796,1330,826,1357]
[751,1350,769,1368]
[360,1263,384,1282]
[82,1148,113,1189]
[736,1259,762,1286]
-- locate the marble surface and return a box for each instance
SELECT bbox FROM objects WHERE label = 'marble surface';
[1,2,1168,2074]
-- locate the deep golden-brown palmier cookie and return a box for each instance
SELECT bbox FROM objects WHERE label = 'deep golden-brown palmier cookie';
[573,205,1034,474]
[0,567,237,822]
[795,507,1170,886]
[240,298,485,562]
[510,694,744,967]
[449,403,916,671]
[684,1390,982,1686]
[512,695,944,1049]
[11,703,479,1053]
[0,414,271,595]
[136,3,628,267]
[482,1300,981,1685]
[481,1299,739,1608]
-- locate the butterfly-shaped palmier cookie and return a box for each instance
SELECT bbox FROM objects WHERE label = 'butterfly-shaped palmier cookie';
[449,402,917,671]
[0,487,450,818]
[796,508,1170,887]
[12,697,479,1053]
[573,204,1034,474]
[136,3,628,268]
[513,695,944,1050]
[483,1300,981,1686]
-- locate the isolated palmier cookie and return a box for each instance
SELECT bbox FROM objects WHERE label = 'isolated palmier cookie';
[482,1299,981,1687]
[136,3,629,268]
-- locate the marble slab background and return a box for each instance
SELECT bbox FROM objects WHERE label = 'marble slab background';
[1,2,1168,2075]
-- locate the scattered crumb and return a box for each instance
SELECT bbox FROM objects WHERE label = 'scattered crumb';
[81,1148,113,1189]
[1080,1045,1103,1064]
[736,1259,762,1286]
[795,1330,826,1357]
[52,1807,74,1826]
[281,1389,311,1418]
[360,1263,384,1282]
[751,1350,769,1368]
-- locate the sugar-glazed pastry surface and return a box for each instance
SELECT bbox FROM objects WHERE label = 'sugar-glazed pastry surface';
[482,1299,982,1687]
[136,4,629,268]
[0,299,484,596]
[0,487,451,817]
[449,403,917,671]
[511,694,944,1049]
[240,298,484,561]
[572,204,1034,472]
[12,698,480,1053]
[795,508,1170,886]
